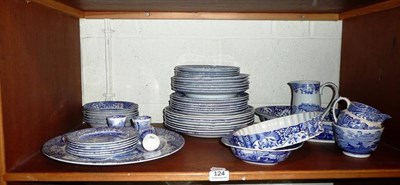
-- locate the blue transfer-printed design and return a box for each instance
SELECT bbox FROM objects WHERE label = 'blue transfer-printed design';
[333,124,383,155]
[42,128,185,166]
[221,134,303,165]
[83,101,138,111]
[292,103,322,113]
[290,83,320,94]
[232,115,323,150]
[314,123,334,140]
[347,102,391,123]
[255,106,291,121]
[336,113,381,130]
[230,147,291,165]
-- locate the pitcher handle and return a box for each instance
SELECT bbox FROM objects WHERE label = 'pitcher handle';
[331,97,352,122]
[319,82,338,119]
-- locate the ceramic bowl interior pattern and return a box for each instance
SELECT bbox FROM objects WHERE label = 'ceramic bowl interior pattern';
[83,101,138,111]
[255,105,337,122]
[254,106,291,121]
[333,123,384,158]
[233,111,324,150]
[336,110,382,130]
[221,134,303,165]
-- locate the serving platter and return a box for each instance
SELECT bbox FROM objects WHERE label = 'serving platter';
[42,128,184,166]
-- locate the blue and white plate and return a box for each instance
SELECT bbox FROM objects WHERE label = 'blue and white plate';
[170,92,249,104]
[175,65,240,73]
[163,106,254,138]
[66,127,138,145]
[42,128,185,166]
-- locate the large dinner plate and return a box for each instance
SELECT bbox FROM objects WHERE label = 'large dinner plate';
[42,128,185,166]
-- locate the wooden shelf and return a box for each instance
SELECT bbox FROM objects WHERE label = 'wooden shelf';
[2,0,400,184]
[4,134,400,182]
[30,0,400,20]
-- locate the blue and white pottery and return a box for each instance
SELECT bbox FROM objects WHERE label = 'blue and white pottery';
[308,121,335,143]
[83,101,139,127]
[288,80,338,114]
[333,123,384,158]
[232,110,330,150]
[106,115,127,128]
[335,110,381,129]
[132,115,152,131]
[42,128,185,165]
[254,106,291,121]
[333,97,391,125]
[221,134,303,165]
[254,105,338,143]
[332,97,390,129]
[83,101,138,111]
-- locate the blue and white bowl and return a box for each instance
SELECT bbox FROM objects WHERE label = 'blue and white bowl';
[233,111,325,150]
[333,123,384,158]
[83,101,139,127]
[221,134,303,165]
[254,106,291,121]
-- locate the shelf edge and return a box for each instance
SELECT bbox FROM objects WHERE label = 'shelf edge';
[4,169,400,182]
[83,12,339,20]
[340,0,400,20]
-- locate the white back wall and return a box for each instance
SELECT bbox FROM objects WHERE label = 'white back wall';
[80,19,342,123]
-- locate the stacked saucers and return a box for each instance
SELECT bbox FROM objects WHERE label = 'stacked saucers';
[83,101,139,127]
[164,65,253,138]
[64,127,138,159]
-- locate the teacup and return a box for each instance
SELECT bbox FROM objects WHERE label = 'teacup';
[336,109,382,129]
[106,115,127,128]
[347,101,391,123]
[131,115,152,131]
[332,97,391,129]
[131,115,160,151]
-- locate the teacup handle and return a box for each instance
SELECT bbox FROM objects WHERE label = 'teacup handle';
[332,96,352,122]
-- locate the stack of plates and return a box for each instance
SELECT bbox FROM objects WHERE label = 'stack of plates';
[83,101,139,127]
[164,65,254,138]
[164,106,254,138]
[174,65,240,77]
[64,127,138,159]
[169,92,249,114]
[171,65,249,99]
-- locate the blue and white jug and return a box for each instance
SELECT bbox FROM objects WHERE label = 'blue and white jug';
[288,80,338,114]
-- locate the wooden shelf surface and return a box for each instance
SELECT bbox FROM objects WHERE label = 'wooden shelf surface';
[4,133,400,182]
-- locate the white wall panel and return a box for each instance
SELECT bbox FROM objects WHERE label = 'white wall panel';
[80,19,342,123]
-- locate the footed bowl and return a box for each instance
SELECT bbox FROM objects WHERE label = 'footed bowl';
[333,123,384,158]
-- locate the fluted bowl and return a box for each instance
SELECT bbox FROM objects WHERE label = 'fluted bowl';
[232,111,324,150]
